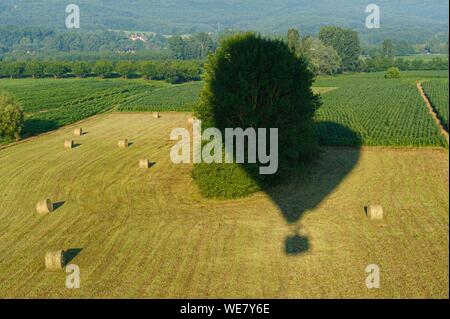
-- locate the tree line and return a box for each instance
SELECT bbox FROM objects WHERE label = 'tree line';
[1,25,447,79]
[361,56,448,72]
[0,60,203,84]
[360,38,448,71]
[0,26,218,61]
[287,27,448,75]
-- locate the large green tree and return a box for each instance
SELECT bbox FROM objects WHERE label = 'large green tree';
[194,33,320,198]
[139,61,157,80]
[194,32,215,57]
[0,62,25,78]
[169,36,185,59]
[287,29,313,62]
[308,39,342,75]
[25,61,45,78]
[72,61,91,78]
[319,26,361,71]
[0,93,24,141]
[116,61,136,78]
[45,62,69,78]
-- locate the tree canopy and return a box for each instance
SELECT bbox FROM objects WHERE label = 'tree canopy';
[319,26,361,71]
[193,33,320,198]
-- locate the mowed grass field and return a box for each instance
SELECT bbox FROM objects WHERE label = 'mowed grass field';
[0,113,448,298]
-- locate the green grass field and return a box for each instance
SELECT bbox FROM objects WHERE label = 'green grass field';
[2,71,447,147]
[0,113,447,298]
[422,79,449,131]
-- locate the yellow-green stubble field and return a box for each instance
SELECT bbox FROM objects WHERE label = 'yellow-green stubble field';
[0,113,448,298]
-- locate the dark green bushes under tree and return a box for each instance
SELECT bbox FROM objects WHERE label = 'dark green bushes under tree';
[287,29,342,75]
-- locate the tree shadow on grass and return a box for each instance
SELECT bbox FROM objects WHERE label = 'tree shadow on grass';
[23,118,59,136]
[245,122,362,255]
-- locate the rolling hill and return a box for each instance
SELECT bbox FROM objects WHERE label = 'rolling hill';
[0,0,448,43]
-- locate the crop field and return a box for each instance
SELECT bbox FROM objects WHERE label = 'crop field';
[422,79,449,131]
[0,113,448,298]
[314,71,449,147]
[117,81,203,112]
[2,71,447,147]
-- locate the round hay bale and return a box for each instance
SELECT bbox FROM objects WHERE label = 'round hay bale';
[139,159,149,169]
[74,128,83,136]
[36,199,53,214]
[64,140,74,149]
[367,205,383,220]
[45,250,65,270]
[153,112,161,119]
[118,139,129,148]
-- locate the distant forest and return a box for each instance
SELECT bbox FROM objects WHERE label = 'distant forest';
[0,0,448,44]
[0,26,448,80]
[0,1,448,75]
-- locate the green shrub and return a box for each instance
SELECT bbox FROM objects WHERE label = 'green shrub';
[192,162,261,199]
[193,33,320,198]
[385,67,401,79]
[0,93,24,141]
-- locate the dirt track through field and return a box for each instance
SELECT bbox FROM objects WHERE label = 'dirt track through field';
[417,82,449,144]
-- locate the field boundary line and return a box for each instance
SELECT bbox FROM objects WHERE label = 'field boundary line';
[416,82,449,145]
[2,110,448,151]
[0,111,194,151]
